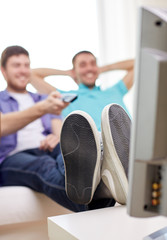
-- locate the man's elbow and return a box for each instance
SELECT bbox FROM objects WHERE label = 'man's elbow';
[30,69,43,80]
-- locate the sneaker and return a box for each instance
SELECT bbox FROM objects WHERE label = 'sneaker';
[101,104,131,205]
[60,111,101,205]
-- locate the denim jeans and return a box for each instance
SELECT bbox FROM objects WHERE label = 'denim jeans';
[0,144,115,212]
[0,144,86,212]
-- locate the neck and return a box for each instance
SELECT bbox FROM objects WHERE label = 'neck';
[7,86,27,94]
[83,83,95,89]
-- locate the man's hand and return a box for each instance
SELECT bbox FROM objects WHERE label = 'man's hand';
[39,134,59,152]
[43,91,70,115]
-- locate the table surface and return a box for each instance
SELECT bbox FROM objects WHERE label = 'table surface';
[48,205,167,240]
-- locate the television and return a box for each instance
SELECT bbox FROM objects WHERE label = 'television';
[127,5,167,219]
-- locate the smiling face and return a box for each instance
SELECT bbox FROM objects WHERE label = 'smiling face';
[1,54,31,93]
[73,53,99,88]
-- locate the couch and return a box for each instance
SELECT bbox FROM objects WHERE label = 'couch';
[0,186,72,240]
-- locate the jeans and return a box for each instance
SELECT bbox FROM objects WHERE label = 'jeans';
[0,144,115,212]
[0,144,86,212]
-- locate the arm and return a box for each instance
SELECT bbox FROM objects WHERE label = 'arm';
[30,68,75,94]
[39,118,63,152]
[99,59,134,73]
[51,118,63,138]
[99,59,135,90]
[123,69,134,90]
[1,91,69,137]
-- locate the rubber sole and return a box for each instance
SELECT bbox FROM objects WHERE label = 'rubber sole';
[101,104,131,205]
[60,111,101,204]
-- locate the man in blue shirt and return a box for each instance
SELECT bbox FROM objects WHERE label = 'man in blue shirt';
[30,51,132,205]
[31,51,134,130]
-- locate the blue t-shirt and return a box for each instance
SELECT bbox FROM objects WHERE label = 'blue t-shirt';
[59,80,129,131]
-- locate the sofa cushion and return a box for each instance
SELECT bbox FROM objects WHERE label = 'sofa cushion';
[0,186,72,226]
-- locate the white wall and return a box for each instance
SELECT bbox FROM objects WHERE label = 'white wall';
[2,1,164,115]
[139,0,167,7]
[0,0,99,91]
[96,0,138,115]
[96,0,167,115]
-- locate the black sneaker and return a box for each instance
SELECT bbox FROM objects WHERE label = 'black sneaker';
[60,111,101,205]
[101,104,131,205]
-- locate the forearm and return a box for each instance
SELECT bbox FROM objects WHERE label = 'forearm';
[31,75,57,94]
[30,68,72,94]
[99,59,134,74]
[51,118,63,139]
[1,91,68,137]
[31,68,70,79]
[39,118,63,151]
[1,101,46,136]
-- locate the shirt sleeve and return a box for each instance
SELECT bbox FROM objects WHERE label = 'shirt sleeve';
[107,80,128,96]
[117,79,128,95]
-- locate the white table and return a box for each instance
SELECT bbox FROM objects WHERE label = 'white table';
[48,206,167,240]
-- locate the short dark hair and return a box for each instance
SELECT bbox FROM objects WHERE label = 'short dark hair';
[1,45,29,68]
[72,50,96,66]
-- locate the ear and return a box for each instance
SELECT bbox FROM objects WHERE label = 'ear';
[71,69,79,85]
[1,66,7,79]
[1,66,4,74]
